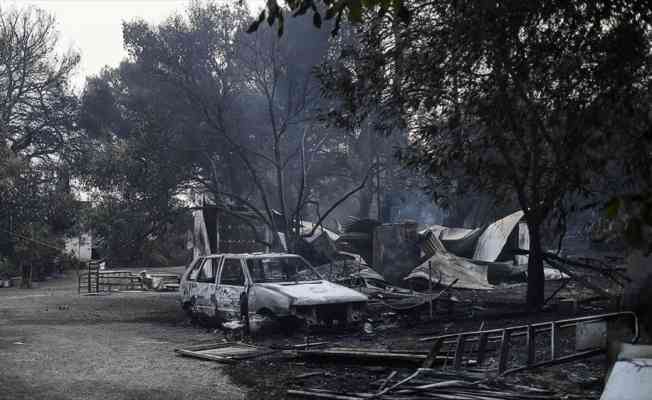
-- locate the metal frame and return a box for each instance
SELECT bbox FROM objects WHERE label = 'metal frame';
[78,260,144,293]
[419,311,639,374]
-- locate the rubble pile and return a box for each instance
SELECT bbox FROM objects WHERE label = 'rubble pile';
[176,208,638,400]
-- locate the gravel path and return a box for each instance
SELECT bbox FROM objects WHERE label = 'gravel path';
[0,269,245,400]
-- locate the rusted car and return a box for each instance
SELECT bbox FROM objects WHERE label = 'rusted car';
[179,253,368,327]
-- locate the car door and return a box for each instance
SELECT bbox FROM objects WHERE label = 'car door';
[181,257,203,303]
[216,257,247,320]
[193,256,221,316]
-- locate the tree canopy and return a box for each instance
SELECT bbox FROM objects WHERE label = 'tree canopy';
[0,6,81,281]
[316,0,651,307]
[78,1,378,257]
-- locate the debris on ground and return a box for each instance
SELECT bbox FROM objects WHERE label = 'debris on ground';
[418,311,638,374]
[175,341,277,364]
[287,371,568,400]
[213,299,635,400]
[171,212,639,400]
[139,270,180,291]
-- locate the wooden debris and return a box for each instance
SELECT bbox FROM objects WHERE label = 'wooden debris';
[372,369,422,397]
[297,347,452,366]
[293,371,327,380]
[378,371,397,391]
[288,379,566,400]
[272,341,331,350]
[287,390,364,400]
[175,342,276,364]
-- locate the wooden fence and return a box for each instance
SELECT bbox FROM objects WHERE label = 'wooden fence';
[78,260,143,293]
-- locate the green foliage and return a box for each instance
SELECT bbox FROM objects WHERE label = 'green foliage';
[78,1,365,254]
[84,196,191,265]
[249,0,411,36]
[0,256,18,279]
[315,0,651,306]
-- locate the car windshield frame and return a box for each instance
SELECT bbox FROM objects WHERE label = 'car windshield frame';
[246,256,323,283]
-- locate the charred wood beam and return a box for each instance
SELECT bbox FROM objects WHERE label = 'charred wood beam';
[542,251,628,282]
[515,249,629,286]
[544,257,613,299]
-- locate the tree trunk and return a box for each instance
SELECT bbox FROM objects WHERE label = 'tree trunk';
[20,263,32,289]
[526,221,545,309]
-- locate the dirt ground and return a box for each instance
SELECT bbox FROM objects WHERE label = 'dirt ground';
[0,267,245,400]
[0,269,624,400]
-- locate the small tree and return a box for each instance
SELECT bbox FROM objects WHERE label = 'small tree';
[0,6,80,161]
[0,6,81,284]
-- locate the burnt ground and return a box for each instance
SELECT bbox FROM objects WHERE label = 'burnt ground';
[0,269,626,400]
[223,279,624,400]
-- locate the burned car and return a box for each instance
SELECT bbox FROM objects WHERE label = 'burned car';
[179,253,368,327]
[314,260,413,299]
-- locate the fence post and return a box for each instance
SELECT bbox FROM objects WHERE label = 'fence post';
[95,263,100,293]
[526,325,536,365]
[498,330,511,374]
[428,261,433,319]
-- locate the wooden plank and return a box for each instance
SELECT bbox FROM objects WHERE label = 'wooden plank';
[298,349,428,361]
[176,349,237,364]
[178,342,258,352]
[422,338,444,368]
[551,321,560,360]
[316,347,427,355]
[175,343,275,363]
[378,371,397,391]
[526,325,536,365]
[453,334,466,370]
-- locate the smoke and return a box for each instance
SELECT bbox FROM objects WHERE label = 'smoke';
[384,191,448,226]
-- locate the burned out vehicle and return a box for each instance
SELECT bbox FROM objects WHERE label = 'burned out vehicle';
[314,260,413,299]
[179,253,368,327]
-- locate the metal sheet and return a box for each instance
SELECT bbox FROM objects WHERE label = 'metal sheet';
[576,320,607,351]
[176,342,275,364]
[256,281,368,306]
[405,252,494,290]
[515,222,530,265]
[601,358,652,400]
[300,221,340,243]
[473,210,524,262]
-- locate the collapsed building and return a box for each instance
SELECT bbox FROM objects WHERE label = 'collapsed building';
[407,210,566,290]
[191,206,565,293]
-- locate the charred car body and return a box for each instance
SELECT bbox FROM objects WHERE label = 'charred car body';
[179,253,368,327]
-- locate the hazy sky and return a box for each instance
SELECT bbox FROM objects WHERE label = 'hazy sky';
[0,0,264,90]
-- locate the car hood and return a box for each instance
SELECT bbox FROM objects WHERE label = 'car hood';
[255,281,368,306]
